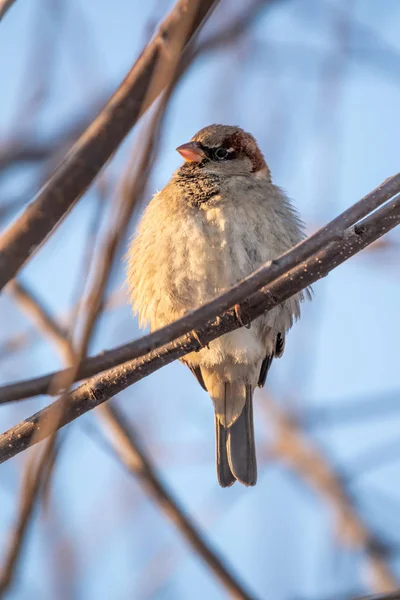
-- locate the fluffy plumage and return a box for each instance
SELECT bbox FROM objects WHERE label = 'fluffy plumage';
[127,124,308,487]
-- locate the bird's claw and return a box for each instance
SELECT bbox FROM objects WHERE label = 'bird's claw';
[192,330,210,350]
[234,304,251,329]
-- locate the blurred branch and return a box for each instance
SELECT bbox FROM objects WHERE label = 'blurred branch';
[14,0,67,127]
[0,173,399,405]
[99,404,255,600]
[302,390,400,429]
[326,1,400,80]
[0,288,126,363]
[0,97,112,227]
[343,437,400,482]
[0,0,219,291]
[6,280,74,366]
[0,177,399,462]
[0,374,75,591]
[0,0,15,21]
[0,446,53,597]
[355,592,400,600]
[0,100,109,180]
[265,396,398,593]
[194,0,277,55]
[0,142,56,171]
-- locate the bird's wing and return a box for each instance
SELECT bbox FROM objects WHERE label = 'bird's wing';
[257,332,285,388]
[257,354,273,388]
[181,359,207,391]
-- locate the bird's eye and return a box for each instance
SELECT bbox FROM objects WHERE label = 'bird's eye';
[214,147,229,160]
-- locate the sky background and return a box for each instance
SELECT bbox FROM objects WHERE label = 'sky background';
[0,1,400,599]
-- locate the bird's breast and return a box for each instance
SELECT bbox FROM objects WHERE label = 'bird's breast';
[169,200,266,312]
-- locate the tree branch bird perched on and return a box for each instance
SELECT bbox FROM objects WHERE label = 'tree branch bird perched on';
[127,124,308,487]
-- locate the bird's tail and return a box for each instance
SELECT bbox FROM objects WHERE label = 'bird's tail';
[214,382,257,487]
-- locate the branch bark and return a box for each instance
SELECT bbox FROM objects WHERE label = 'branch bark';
[0,173,399,405]
[0,0,219,291]
[0,180,399,463]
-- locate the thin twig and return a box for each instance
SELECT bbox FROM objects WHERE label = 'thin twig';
[0,288,127,363]
[99,404,255,600]
[0,98,109,180]
[74,76,174,361]
[0,174,399,405]
[6,280,74,366]
[0,186,399,463]
[0,452,45,593]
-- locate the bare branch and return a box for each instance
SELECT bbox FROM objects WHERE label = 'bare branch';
[99,404,255,600]
[0,98,109,179]
[266,395,398,594]
[0,288,126,363]
[0,173,399,405]
[0,0,219,291]
[6,281,74,366]
[0,450,46,595]
[0,179,399,463]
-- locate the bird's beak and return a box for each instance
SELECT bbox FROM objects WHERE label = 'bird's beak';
[176,142,206,162]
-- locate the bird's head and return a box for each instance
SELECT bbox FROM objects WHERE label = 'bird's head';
[176,124,270,180]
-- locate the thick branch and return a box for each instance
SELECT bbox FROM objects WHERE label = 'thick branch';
[0,184,399,463]
[0,173,399,404]
[0,0,218,291]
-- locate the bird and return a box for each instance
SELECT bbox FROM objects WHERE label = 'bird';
[127,124,308,487]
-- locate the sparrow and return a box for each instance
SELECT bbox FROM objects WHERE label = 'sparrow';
[127,124,307,487]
